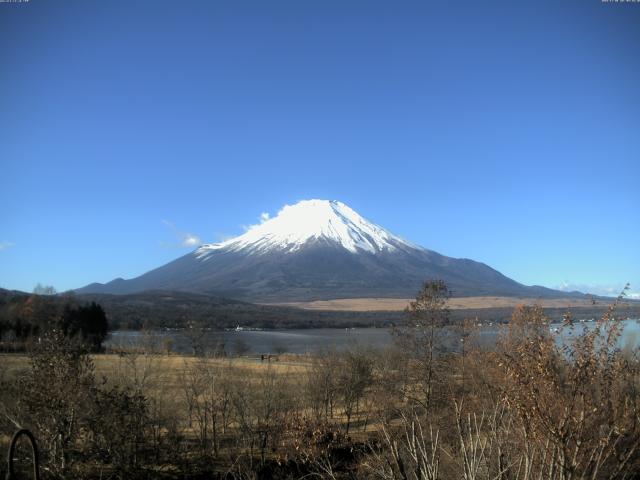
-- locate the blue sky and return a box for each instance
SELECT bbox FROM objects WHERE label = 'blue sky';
[1,0,638,297]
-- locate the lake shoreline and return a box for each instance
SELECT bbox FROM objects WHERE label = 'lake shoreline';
[105,319,640,356]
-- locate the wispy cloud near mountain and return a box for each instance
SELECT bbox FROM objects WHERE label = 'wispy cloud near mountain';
[161,220,201,248]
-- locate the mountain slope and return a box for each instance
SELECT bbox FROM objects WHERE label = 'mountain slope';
[77,200,577,301]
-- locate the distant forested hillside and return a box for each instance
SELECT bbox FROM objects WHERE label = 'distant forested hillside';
[0,289,108,351]
[2,288,637,335]
[74,290,402,329]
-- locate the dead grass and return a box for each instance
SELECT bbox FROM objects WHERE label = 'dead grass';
[0,352,311,386]
[267,296,609,311]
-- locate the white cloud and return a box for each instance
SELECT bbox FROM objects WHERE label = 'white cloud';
[161,220,201,249]
[260,212,270,223]
[181,234,201,247]
[0,241,14,251]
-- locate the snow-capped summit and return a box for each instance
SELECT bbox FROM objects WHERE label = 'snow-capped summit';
[196,199,415,257]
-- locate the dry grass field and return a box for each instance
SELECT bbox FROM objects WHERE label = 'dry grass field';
[0,352,311,383]
[269,295,609,311]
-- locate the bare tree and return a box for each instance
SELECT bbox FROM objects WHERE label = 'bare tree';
[394,280,450,411]
[231,366,293,465]
[306,350,340,421]
[33,283,57,295]
[184,320,206,356]
[336,348,373,434]
[180,358,234,456]
[364,406,440,480]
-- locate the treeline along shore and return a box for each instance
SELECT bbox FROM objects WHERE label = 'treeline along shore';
[1,287,638,337]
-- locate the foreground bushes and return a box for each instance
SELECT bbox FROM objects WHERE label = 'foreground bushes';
[1,286,639,479]
[1,328,150,478]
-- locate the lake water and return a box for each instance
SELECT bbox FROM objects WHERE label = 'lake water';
[106,328,395,355]
[104,319,640,355]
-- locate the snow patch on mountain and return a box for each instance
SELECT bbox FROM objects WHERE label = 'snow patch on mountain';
[196,199,417,257]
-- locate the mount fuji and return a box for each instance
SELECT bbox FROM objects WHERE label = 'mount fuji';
[77,200,573,301]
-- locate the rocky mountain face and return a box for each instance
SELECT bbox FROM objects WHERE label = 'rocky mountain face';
[77,199,576,302]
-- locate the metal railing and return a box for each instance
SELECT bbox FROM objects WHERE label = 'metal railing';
[5,429,39,480]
